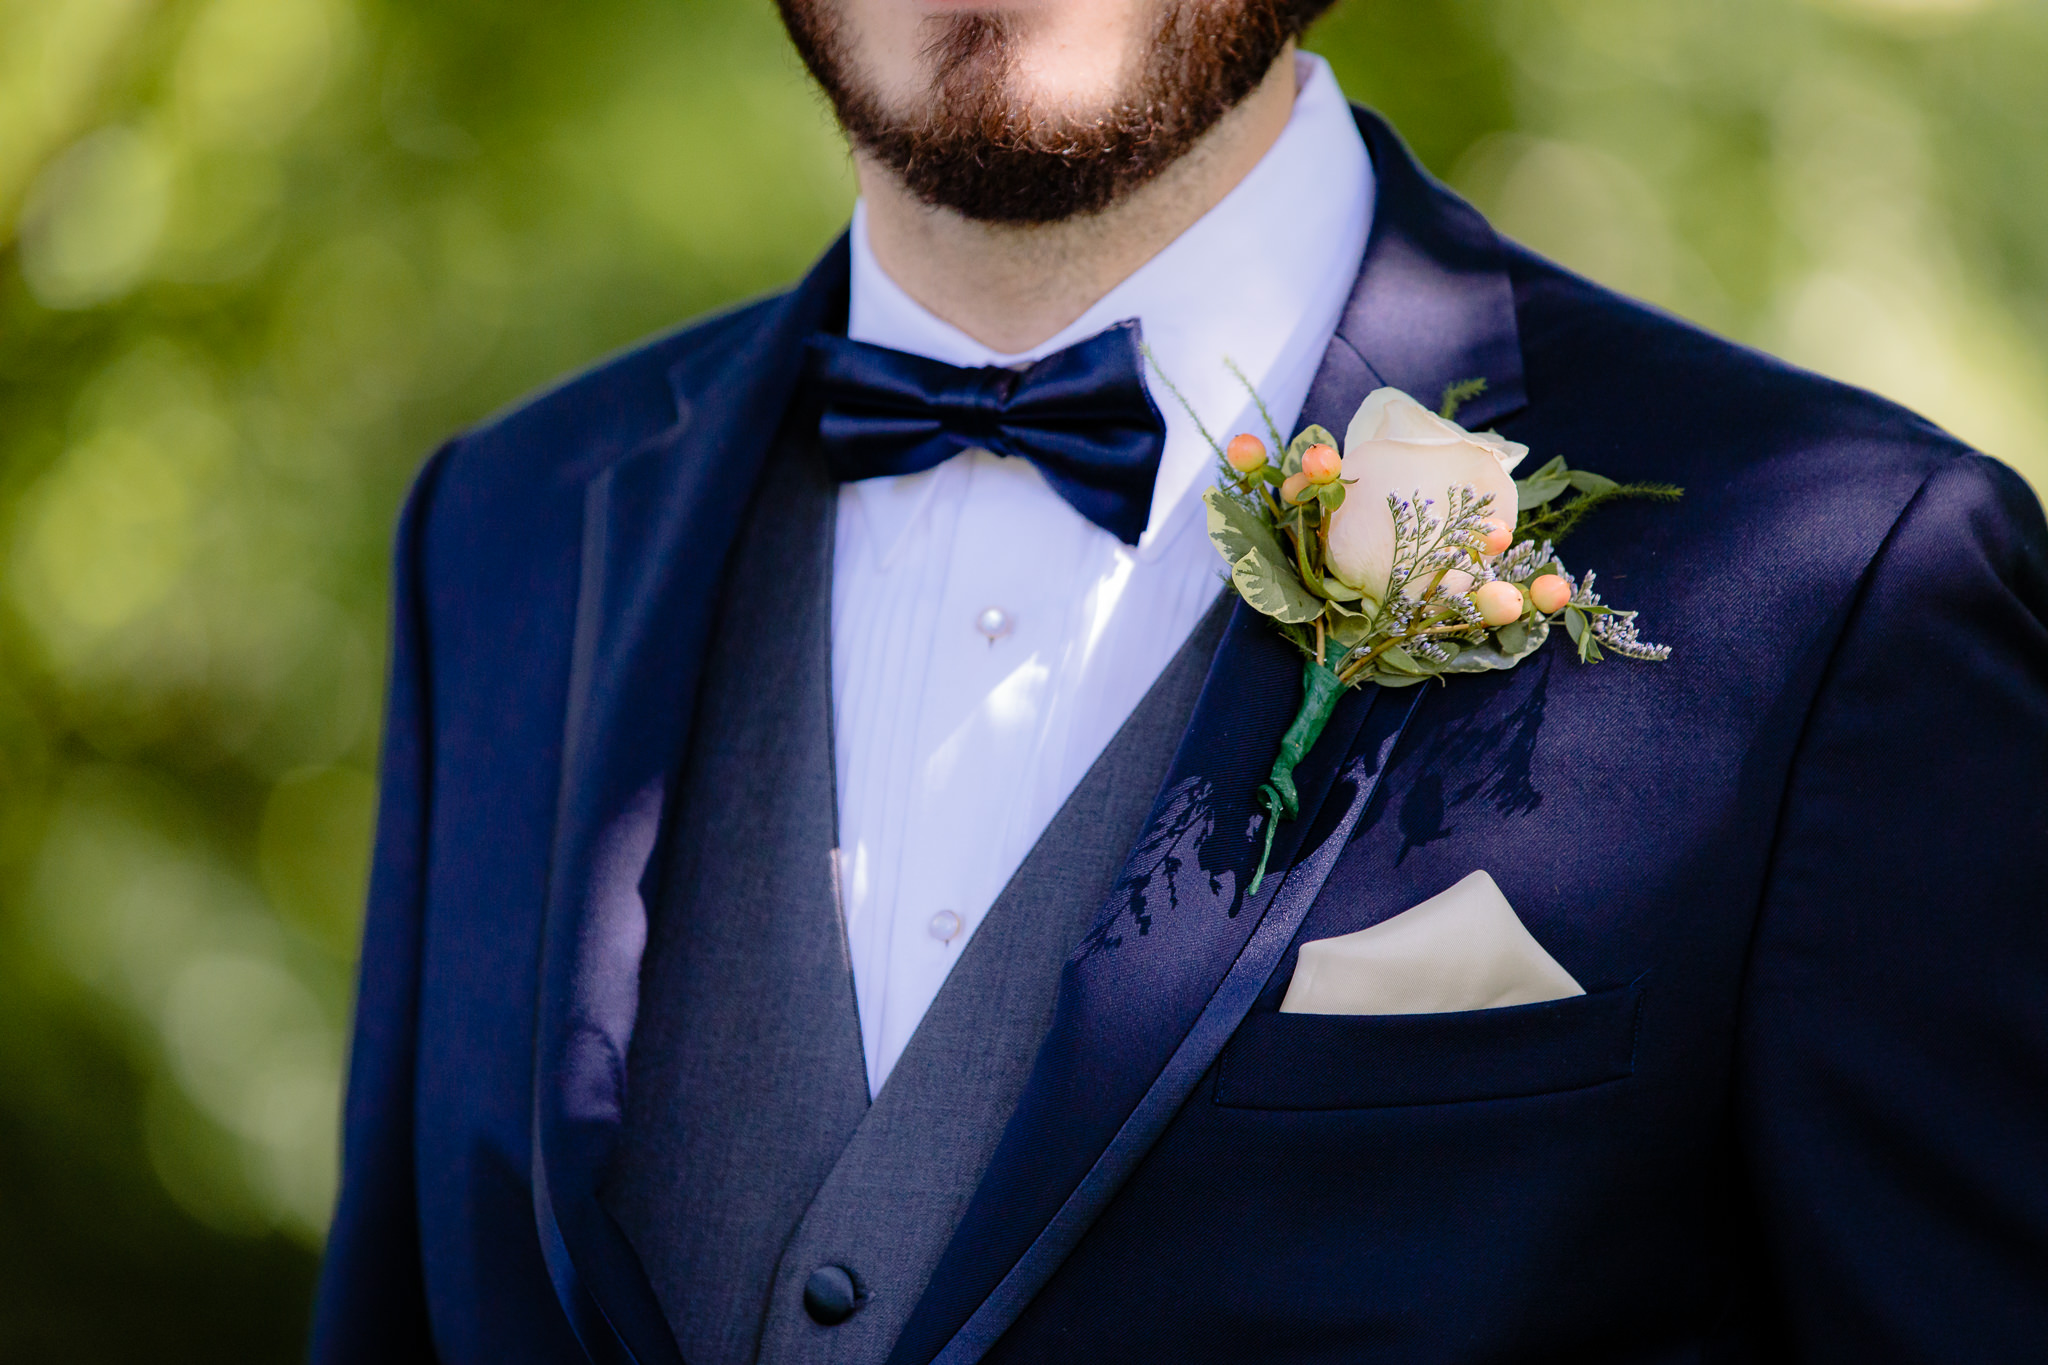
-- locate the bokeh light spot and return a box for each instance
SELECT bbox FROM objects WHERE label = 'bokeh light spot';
[17,124,171,308]
[174,0,345,148]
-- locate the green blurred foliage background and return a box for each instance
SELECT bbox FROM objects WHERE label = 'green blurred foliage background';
[0,0,2039,1356]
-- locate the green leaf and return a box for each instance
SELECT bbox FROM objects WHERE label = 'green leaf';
[1560,605,1604,662]
[1515,455,1571,511]
[1203,486,1287,568]
[1316,482,1345,510]
[1320,576,1363,602]
[1516,478,1683,546]
[1444,617,1550,673]
[1329,613,1371,647]
[1231,547,1325,624]
[1282,424,1337,477]
[1376,644,1428,675]
[1438,377,1488,421]
[1207,490,1323,624]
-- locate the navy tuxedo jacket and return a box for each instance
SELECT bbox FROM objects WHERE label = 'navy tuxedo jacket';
[311,108,2048,1363]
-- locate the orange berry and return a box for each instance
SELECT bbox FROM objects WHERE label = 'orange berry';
[1302,443,1342,484]
[1475,580,1524,627]
[1225,433,1268,473]
[1478,519,1514,556]
[1529,573,1571,614]
[1280,471,1314,505]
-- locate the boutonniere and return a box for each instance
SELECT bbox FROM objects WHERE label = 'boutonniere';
[1193,378,1680,892]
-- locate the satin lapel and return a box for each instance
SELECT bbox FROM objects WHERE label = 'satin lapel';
[530,239,850,1364]
[887,109,1529,1365]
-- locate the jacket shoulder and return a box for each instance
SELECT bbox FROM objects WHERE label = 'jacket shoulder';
[1499,238,2045,683]
[1503,242,1986,496]
[429,291,792,504]
[384,289,797,651]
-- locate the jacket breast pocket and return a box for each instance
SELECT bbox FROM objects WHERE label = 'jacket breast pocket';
[1213,980,1646,1110]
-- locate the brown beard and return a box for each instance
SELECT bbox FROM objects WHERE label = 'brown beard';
[775,0,1338,224]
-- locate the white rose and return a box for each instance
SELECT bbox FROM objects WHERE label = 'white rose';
[1324,387,1528,600]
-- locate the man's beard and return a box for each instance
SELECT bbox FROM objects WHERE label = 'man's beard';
[775,0,1337,225]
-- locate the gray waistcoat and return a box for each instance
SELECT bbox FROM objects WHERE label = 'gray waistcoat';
[601,430,1226,1365]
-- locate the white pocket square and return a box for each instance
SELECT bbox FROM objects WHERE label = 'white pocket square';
[1279,870,1583,1016]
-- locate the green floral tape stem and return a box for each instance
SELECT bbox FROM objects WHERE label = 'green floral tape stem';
[1250,657,1346,896]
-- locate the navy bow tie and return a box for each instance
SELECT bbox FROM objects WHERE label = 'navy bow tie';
[804,319,1167,545]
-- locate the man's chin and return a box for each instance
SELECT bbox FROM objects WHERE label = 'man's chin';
[783,0,1329,225]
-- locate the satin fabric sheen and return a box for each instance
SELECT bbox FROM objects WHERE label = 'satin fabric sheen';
[808,321,1168,546]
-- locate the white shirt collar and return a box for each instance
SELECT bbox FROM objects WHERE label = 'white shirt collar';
[845,51,1374,566]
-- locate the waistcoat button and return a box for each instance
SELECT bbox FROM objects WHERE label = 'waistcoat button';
[803,1264,861,1325]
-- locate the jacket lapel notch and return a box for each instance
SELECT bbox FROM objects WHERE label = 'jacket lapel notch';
[530,238,851,1364]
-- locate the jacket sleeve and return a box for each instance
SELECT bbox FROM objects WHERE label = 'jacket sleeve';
[1740,452,2048,1357]
[308,445,454,1364]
